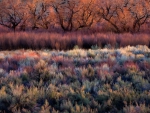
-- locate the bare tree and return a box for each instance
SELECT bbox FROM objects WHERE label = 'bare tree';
[26,0,53,30]
[0,0,26,32]
[0,0,150,33]
[27,0,41,30]
[130,0,150,32]
[96,0,150,33]
[75,0,98,30]
[37,0,52,29]
[96,0,120,33]
[50,0,80,31]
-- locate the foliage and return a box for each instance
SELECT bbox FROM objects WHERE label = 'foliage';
[0,0,150,32]
[0,45,150,112]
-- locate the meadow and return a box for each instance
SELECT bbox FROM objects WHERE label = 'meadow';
[0,45,150,113]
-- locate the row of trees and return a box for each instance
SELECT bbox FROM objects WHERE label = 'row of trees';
[0,0,150,33]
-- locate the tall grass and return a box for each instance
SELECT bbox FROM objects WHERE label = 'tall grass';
[0,31,150,50]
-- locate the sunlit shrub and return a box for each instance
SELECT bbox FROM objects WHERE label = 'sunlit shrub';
[125,62,139,74]
[123,104,150,113]
[81,65,95,80]
[39,100,51,113]
[0,46,149,112]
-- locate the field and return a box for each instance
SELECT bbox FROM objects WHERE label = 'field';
[1,0,150,112]
[0,45,150,113]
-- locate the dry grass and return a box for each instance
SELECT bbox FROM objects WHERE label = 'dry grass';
[0,31,149,50]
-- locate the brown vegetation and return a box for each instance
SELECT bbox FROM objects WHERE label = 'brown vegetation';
[0,32,149,50]
[0,46,150,112]
[0,0,150,33]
